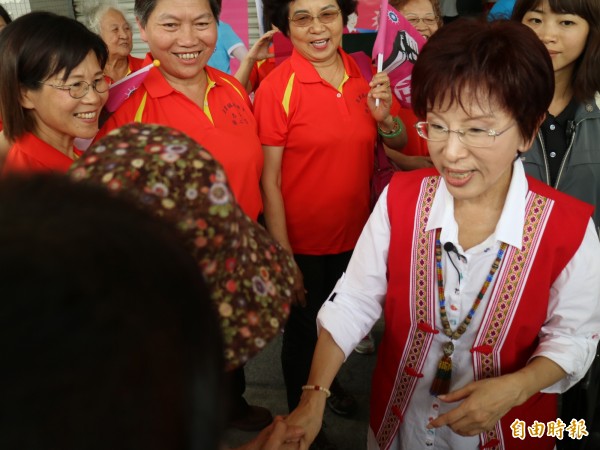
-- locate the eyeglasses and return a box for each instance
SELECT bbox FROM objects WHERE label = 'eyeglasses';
[289,9,341,27]
[38,78,109,99]
[405,15,438,26]
[415,121,516,148]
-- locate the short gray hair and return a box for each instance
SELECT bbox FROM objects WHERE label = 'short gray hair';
[85,1,129,35]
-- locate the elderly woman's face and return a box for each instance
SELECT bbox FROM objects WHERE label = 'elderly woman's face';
[100,9,133,59]
[138,0,217,83]
[288,0,344,65]
[425,94,528,206]
[399,0,439,39]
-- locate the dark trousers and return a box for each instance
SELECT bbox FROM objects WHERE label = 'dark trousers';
[226,366,248,420]
[281,251,353,411]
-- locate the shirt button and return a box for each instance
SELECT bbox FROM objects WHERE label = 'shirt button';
[549,124,556,131]
[550,151,557,158]
[336,93,342,98]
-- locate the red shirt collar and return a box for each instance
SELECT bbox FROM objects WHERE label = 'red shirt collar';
[289,47,363,84]
[141,53,227,98]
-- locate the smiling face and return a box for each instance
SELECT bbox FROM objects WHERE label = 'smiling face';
[521,0,589,78]
[426,94,530,207]
[20,51,108,152]
[288,0,343,66]
[138,0,217,84]
[399,0,439,39]
[100,9,133,59]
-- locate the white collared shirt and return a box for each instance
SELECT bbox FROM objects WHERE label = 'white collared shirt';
[318,161,600,450]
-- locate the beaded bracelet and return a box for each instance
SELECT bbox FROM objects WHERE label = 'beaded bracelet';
[301,384,332,398]
[377,116,403,139]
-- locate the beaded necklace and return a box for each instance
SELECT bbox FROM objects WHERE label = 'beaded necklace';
[429,228,508,396]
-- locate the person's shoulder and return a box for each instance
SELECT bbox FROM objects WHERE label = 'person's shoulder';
[392,167,438,183]
[574,93,600,119]
[128,55,145,72]
[206,66,247,94]
[3,134,54,173]
[257,59,294,90]
[218,21,235,33]
[527,175,594,217]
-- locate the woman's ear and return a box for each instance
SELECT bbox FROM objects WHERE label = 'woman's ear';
[20,87,36,110]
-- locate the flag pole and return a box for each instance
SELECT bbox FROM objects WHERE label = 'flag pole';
[374,0,389,107]
[376,53,383,107]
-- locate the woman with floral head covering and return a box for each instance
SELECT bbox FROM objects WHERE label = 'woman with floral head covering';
[69,123,298,371]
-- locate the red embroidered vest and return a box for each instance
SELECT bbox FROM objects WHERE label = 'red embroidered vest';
[370,169,593,450]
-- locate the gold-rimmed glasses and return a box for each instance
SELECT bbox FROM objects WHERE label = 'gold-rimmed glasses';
[289,9,341,27]
[405,14,438,26]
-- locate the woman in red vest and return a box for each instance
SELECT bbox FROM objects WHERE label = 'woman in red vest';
[284,19,600,450]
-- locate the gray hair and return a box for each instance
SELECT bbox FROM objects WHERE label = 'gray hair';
[85,1,129,34]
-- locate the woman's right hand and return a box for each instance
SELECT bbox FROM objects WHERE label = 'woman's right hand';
[247,29,277,63]
[284,390,328,449]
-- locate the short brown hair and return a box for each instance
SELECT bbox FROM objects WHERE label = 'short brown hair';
[412,19,554,141]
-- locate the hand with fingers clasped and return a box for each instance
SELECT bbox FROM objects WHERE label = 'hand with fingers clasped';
[427,374,528,437]
[282,389,328,450]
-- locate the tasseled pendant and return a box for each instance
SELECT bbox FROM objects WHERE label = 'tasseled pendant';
[430,341,454,396]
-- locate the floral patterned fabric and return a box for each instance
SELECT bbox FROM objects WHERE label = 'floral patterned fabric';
[69,123,296,371]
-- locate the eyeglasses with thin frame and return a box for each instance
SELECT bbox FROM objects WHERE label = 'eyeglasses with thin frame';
[414,121,516,148]
[289,9,341,27]
[38,78,109,99]
[405,15,438,26]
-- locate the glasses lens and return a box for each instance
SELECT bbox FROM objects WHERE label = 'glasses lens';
[426,123,449,141]
[292,14,312,26]
[463,129,493,147]
[319,10,339,23]
[423,18,437,25]
[407,18,419,25]
[70,81,88,99]
[94,78,109,94]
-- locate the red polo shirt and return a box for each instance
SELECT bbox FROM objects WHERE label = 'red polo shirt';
[254,48,390,255]
[2,132,80,174]
[128,54,145,73]
[97,54,263,220]
[249,51,276,93]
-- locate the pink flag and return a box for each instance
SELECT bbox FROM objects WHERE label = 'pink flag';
[372,0,389,59]
[74,60,159,151]
[372,3,426,107]
[104,60,160,112]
